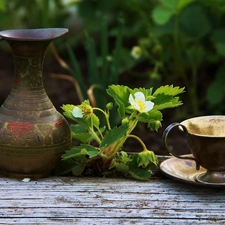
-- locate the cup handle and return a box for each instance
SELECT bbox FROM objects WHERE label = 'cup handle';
[162,122,200,170]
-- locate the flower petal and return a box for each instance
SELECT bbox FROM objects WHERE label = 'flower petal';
[72,106,83,118]
[131,46,142,59]
[133,102,141,111]
[134,92,145,101]
[129,94,140,111]
[143,101,154,112]
[128,93,134,104]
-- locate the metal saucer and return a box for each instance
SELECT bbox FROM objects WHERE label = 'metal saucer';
[160,155,225,187]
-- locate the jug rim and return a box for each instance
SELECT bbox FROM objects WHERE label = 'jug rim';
[0,28,68,41]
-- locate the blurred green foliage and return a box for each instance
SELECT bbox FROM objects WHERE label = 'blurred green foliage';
[146,0,225,117]
[0,0,5,11]
[75,0,225,118]
[60,15,141,126]
[0,0,69,28]
[1,0,225,119]
[0,0,75,51]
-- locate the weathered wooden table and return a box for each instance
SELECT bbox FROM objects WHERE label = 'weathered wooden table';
[1,174,225,225]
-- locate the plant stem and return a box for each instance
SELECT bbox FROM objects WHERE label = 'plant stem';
[89,127,101,145]
[93,107,111,130]
[127,134,147,150]
[106,116,139,160]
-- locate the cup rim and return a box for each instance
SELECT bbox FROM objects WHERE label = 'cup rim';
[180,115,225,137]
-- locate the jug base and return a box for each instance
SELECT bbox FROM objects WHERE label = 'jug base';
[3,171,50,180]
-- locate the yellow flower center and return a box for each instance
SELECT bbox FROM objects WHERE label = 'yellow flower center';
[134,48,141,56]
[136,100,146,112]
[82,105,92,115]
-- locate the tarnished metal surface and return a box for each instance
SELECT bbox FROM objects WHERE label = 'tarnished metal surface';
[0,29,71,179]
[0,28,68,41]
[163,116,225,185]
[160,156,209,185]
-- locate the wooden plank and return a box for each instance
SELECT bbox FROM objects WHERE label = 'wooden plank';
[1,207,225,219]
[0,176,224,224]
[0,176,223,194]
[0,190,225,208]
[1,218,225,225]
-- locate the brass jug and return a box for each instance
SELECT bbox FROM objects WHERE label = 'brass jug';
[0,28,71,179]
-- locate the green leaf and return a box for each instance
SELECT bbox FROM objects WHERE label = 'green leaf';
[107,85,130,117]
[153,94,183,110]
[54,159,78,175]
[186,45,204,67]
[100,124,128,149]
[180,5,212,39]
[72,132,92,143]
[117,151,131,164]
[63,110,75,121]
[177,0,196,10]
[161,0,178,9]
[0,0,5,11]
[148,120,162,132]
[152,85,184,110]
[128,155,151,181]
[138,109,162,123]
[214,43,225,57]
[71,162,86,176]
[207,82,224,105]
[207,65,225,105]
[85,145,99,158]
[211,29,225,57]
[62,104,90,128]
[153,85,185,96]
[137,150,158,169]
[152,0,181,25]
[129,168,151,181]
[152,6,174,25]
[109,151,131,173]
[212,29,225,43]
[111,162,129,173]
[70,124,91,143]
[61,104,77,121]
[62,144,100,160]
[62,146,88,160]
[130,87,153,99]
[200,0,225,11]
[91,113,100,129]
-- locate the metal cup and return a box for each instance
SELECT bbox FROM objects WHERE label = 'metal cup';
[162,115,225,184]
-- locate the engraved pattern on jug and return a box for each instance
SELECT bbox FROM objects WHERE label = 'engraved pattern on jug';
[0,119,69,147]
[15,56,43,86]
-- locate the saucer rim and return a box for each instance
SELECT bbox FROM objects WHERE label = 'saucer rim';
[160,156,225,187]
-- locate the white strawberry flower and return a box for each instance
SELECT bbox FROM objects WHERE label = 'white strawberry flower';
[72,106,83,118]
[129,92,154,113]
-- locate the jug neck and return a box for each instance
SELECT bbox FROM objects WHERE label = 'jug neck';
[8,40,50,87]
[0,28,68,88]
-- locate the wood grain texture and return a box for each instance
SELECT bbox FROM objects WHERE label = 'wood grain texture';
[0,176,224,224]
